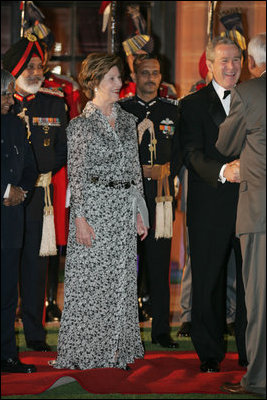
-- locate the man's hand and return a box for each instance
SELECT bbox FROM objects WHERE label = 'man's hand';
[3,185,27,206]
[75,217,96,247]
[223,159,240,183]
[137,213,148,241]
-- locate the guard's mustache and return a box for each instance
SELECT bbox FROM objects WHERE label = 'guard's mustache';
[27,76,44,83]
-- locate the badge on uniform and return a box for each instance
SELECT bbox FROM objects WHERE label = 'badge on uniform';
[32,117,61,127]
[159,118,175,137]
[43,138,51,147]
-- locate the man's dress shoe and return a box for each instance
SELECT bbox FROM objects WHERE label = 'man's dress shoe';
[200,359,220,372]
[26,341,51,352]
[1,357,36,373]
[239,358,249,367]
[152,334,179,348]
[221,382,261,396]
[45,302,62,322]
[177,322,191,337]
[226,322,235,336]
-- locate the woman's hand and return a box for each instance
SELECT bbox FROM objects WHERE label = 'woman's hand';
[137,213,148,241]
[75,217,96,247]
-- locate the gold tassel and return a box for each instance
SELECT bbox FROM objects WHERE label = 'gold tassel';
[39,185,57,256]
[155,200,165,239]
[164,200,173,238]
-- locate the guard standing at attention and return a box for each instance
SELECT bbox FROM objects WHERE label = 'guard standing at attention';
[3,32,67,352]
[120,53,182,348]
[23,20,81,322]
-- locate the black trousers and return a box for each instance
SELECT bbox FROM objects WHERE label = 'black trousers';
[189,225,247,363]
[20,219,48,342]
[1,248,21,360]
[138,228,172,339]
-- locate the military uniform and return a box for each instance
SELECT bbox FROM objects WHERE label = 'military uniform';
[120,95,182,340]
[13,87,67,344]
[43,71,81,321]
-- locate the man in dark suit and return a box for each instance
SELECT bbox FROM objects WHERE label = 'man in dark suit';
[3,33,67,352]
[178,36,247,372]
[217,33,266,397]
[1,69,38,373]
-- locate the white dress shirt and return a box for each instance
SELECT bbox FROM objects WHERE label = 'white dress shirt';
[212,79,232,183]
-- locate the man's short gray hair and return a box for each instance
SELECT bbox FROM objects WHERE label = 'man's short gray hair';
[1,69,15,94]
[248,33,266,66]
[206,36,242,62]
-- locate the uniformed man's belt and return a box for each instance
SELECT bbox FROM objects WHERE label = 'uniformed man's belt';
[35,171,52,187]
[142,162,170,180]
[89,176,136,189]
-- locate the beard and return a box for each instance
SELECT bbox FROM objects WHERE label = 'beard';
[16,74,44,94]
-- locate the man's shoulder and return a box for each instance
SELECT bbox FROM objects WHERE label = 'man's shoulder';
[118,96,138,112]
[38,87,65,99]
[2,112,23,124]
[237,75,265,95]
[180,84,210,106]
[1,114,26,141]
[158,97,179,107]
[118,95,136,104]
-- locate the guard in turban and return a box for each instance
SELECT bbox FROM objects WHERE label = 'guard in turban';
[3,32,45,79]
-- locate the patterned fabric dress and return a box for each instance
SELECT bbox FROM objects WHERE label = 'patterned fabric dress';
[53,101,145,370]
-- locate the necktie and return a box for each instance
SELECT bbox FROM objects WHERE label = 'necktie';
[223,90,231,99]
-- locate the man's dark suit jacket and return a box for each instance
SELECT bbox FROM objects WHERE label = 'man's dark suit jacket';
[178,82,240,230]
[1,113,38,249]
[216,73,266,236]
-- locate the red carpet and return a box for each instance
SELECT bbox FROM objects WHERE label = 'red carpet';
[1,351,246,396]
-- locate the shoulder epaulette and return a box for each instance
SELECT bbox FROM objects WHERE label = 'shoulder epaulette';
[178,94,190,101]
[118,96,135,103]
[159,97,179,106]
[38,87,64,98]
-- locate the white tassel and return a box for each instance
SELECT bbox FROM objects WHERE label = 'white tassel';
[39,206,57,256]
[155,201,165,239]
[164,201,173,238]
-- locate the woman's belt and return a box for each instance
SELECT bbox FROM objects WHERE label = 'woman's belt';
[88,176,136,189]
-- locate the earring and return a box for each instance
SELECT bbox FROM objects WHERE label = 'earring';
[94,87,98,94]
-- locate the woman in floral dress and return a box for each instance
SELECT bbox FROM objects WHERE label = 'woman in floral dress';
[53,53,149,370]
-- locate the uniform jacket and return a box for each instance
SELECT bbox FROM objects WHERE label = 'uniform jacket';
[179,82,240,230]
[1,113,38,248]
[216,73,266,235]
[13,87,68,221]
[43,72,80,245]
[119,95,182,224]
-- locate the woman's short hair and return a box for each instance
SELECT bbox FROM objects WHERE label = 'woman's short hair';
[206,36,242,62]
[78,53,124,100]
[1,69,15,94]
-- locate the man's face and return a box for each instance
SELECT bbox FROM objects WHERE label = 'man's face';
[16,56,44,95]
[133,59,162,98]
[207,44,241,89]
[1,81,15,115]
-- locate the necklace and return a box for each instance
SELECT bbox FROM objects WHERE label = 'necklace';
[105,105,117,122]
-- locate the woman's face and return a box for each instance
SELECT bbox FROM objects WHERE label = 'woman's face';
[1,81,15,115]
[97,66,122,103]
